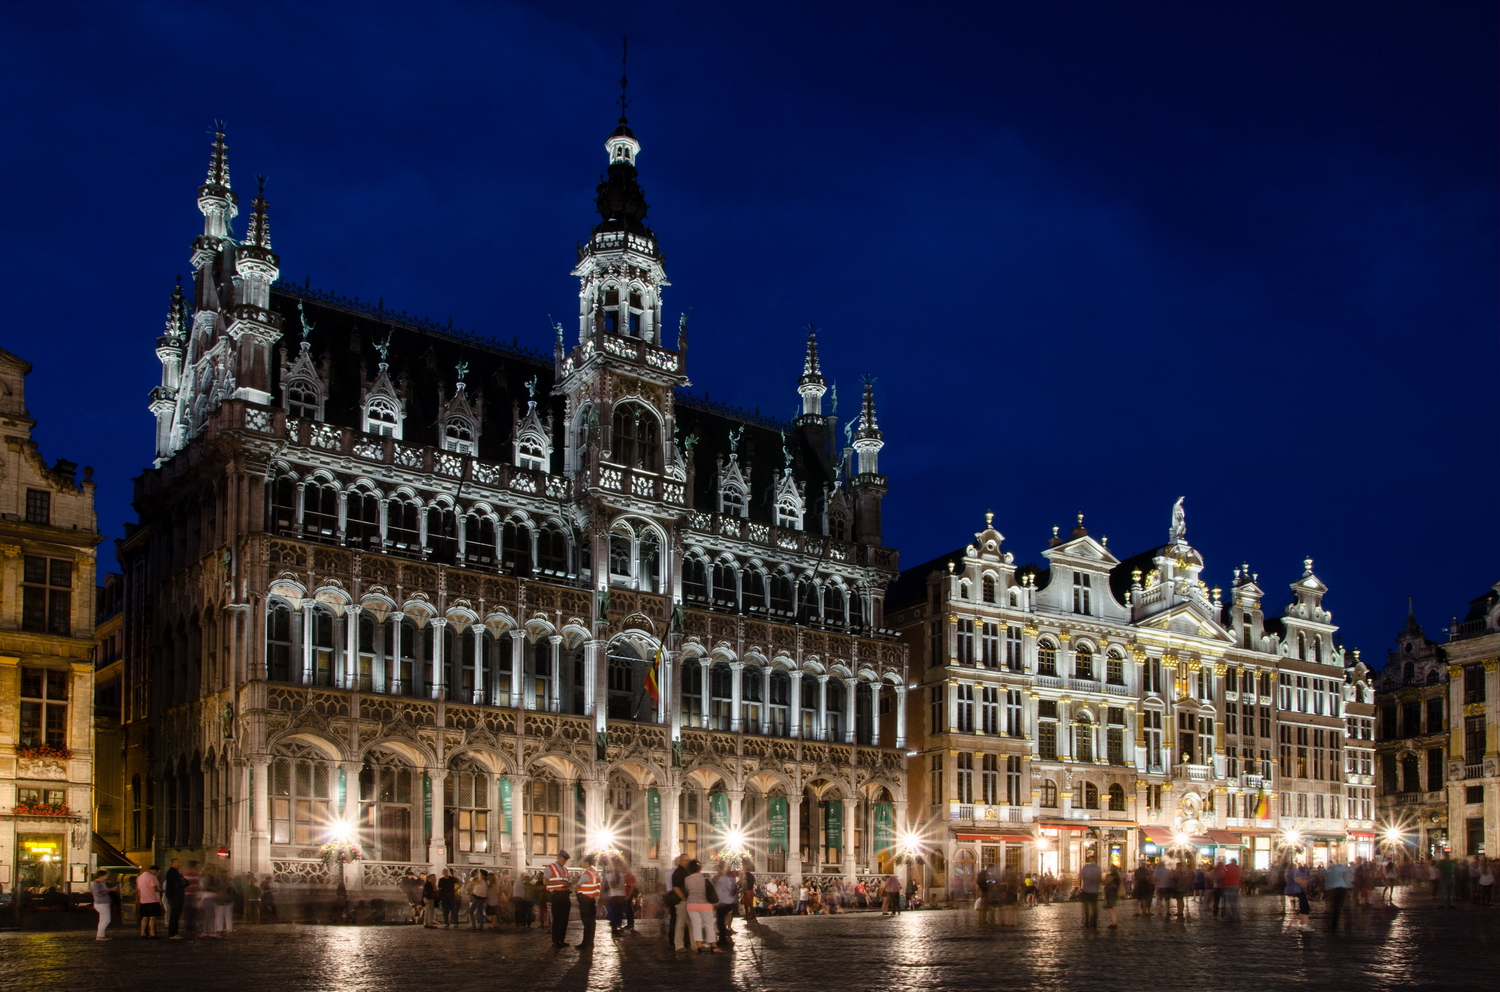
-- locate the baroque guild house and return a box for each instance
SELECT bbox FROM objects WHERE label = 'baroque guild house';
[119,115,908,894]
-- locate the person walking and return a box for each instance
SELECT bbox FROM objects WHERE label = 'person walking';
[512,870,534,927]
[1132,861,1153,916]
[260,876,278,922]
[739,860,757,925]
[683,860,718,953]
[1219,859,1243,921]
[438,869,461,927]
[181,861,201,934]
[1436,853,1457,908]
[400,870,423,924]
[1285,861,1313,931]
[667,853,690,950]
[1381,860,1398,906]
[606,858,629,934]
[1079,856,1101,929]
[1477,857,1494,906]
[164,858,188,939]
[1325,857,1353,931]
[1170,861,1191,921]
[468,871,489,929]
[713,862,738,944]
[422,873,439,928]
[545,851,573,947]
[881,874,901,915]
[90,870,116,941]
[1102,863,1121,929]
[576,855,602,949]
[1154,860,1174,919]
[136,864,162,936]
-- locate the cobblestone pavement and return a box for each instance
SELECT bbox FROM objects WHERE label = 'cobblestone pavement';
[1,893,1494,991]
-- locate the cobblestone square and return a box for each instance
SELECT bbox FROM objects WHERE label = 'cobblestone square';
[2,894,1494,991]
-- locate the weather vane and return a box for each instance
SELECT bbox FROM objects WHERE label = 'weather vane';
[618,35,630,123]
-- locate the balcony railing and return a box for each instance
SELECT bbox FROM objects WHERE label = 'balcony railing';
[1449,618,1496,642]
[1173,763,1211,782]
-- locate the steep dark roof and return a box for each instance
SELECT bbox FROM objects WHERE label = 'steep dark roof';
[887,548,964,613]
[1462,587,1499,623]
[1108,544,1167,606]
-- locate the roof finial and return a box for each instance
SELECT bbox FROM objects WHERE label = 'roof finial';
[618,35,630,124]
[244,173,272,249]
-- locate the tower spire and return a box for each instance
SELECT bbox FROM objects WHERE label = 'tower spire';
[619,35,630,125]
[797,324,827,420]
[243,174,272,250]
[196,120,238,241]
[853,376,884,476]
[235,174,279,310]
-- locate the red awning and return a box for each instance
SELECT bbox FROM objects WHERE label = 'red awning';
[1205,829,1246,848]
[956,834,1033,843]
[1137,825,1175,845]
[1348,831,1376,839]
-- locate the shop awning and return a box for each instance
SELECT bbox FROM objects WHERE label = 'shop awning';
[92,832,136,870]
[1348,831,1376,839]
[956,833,1033,843]
[1137,825,1175,846]
[1204,830,1245,848]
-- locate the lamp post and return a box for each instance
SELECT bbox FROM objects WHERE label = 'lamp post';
[897,831,923,911]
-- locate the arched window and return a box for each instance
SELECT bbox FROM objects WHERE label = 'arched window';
[270,747,331,846]
[1107,784,1126,811]
[712,562,738,608]
[599,287,620,334]
[611,402,660,472]
[770,573,794,615]
[683,557,708,601]
[387,499,420,551]
[302,482,338,537]
[517,439,545,472]
[823,585,846,626]
[682,661,704,726]
[959,580,971,601]
[1403,662,1415,684]
[797,581,819,624]
[639,529,661,593]
[266,601,294,682]
[271,475,298,534]
[537,523,570,574]
[465,515,497,565]
[825,679,846,741]
[1083,782,1099,810]
[443,417,475,455]
[502,521,532,575]
[721,484,748,518]
[709,662,733,731]
[982,576,996,603]
[527,774,562,857]
[1074,644,1094,680]
[427,506,458,563]
[287,382,319,420]
[1075,715,1095,763]
[1038,640,1058,677]
[358,751,414,862]
[742,665,763,730]
[1041,779,1058,808]
[309,606,338,686]
[1106,650,1125,686]
[828,507,848,542]
[346,490,381,548]
[446,758,491,855]
[365,397,400,438]
[1009,589,1019,607]
[769,670,792,736]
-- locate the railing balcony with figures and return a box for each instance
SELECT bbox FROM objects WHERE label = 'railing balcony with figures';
[949,804,1029,824]
[1173,763,1212,782]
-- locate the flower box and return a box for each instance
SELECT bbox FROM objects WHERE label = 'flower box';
[16,743,73,761]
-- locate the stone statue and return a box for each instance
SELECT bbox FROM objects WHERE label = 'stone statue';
[297,300,314,341]
[455,361,469,384]
[1169,496,1187,544]
[524,375,538,406]
[781,430,794,470]
[728,425,744,454]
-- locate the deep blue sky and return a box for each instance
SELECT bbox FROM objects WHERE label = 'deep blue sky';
[2,1,1494,664]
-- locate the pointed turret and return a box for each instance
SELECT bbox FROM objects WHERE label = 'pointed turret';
[236,175,280,309]
[797,326,827,420]
[196,122,238,242]
[853,379,884,476]
[151,279,189,465]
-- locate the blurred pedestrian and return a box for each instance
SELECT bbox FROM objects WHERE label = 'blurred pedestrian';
[1079,856,1101,928]
[90,870,116,940]
[512,870,533,927]
[576,855,601,948]
[164,858,188,939]
[137,866,163,938]
[683,860,717,953]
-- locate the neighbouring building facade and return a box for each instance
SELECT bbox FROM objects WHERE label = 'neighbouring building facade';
[1377,585,1500,859]
[888,503,1377,898]
[0,349,103,896]
[120,116,907,896]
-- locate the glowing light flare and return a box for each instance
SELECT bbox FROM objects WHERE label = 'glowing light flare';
[588,828,618,852]
[724,829,746,852]
[898,830,922,856]
[326,819,355,843]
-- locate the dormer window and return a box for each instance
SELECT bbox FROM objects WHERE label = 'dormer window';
[775,497,801,530]
[602,289,620,333]
[828,508,848,542]
[517,441,545,472]
[366,398,400,438]
[287,382,319,420]
[444,418,475,455]
[628,290,643,338]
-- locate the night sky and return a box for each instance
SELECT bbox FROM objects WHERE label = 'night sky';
[2,1,1494,664]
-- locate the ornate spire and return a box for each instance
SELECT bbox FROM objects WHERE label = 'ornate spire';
[243,174,272,250]
[852,376,883,476]
[163,277,187,342]
[196,120,238,240]
[596,43,649,234]
[797,324,827,419]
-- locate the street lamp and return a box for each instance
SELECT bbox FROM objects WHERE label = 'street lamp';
[321,820,361,900]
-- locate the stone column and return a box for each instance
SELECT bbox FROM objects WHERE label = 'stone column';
[512,633,527,709]
[869,681,881,747]
[339,761,363,893]
[509,774,529,870]
[371,613,388,693]
[429,618,447,701]
[584,636,601,719]
[1059,700,1073,759]
[660,785,683,868]
[789,671,804,739]
[427,766,448,873]
[471,624,486,704]
[344,605,361,690]
[582,777,607,844]
[817,675,829,741]
[730,661,744,733]
[760,667,772,735]
[787,789,803,886]
[895,685,908,750]
[728,790,744,833]
[843,678,857,744]
[249,756,271,877]
[843,795,858,885]
[300,602,314,684]
[699,659,711,730]
[548,635,562,713]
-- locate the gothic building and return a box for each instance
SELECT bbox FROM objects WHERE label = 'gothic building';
[888,501,1376,897]
[119,116,908,893]
[1376,586,1500,859]
[0,349,103,895]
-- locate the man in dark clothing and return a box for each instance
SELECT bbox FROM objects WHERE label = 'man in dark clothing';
[437,869,460,927]
[545,852,573,947]
[666,854,689,950]
[164,858,188,939]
